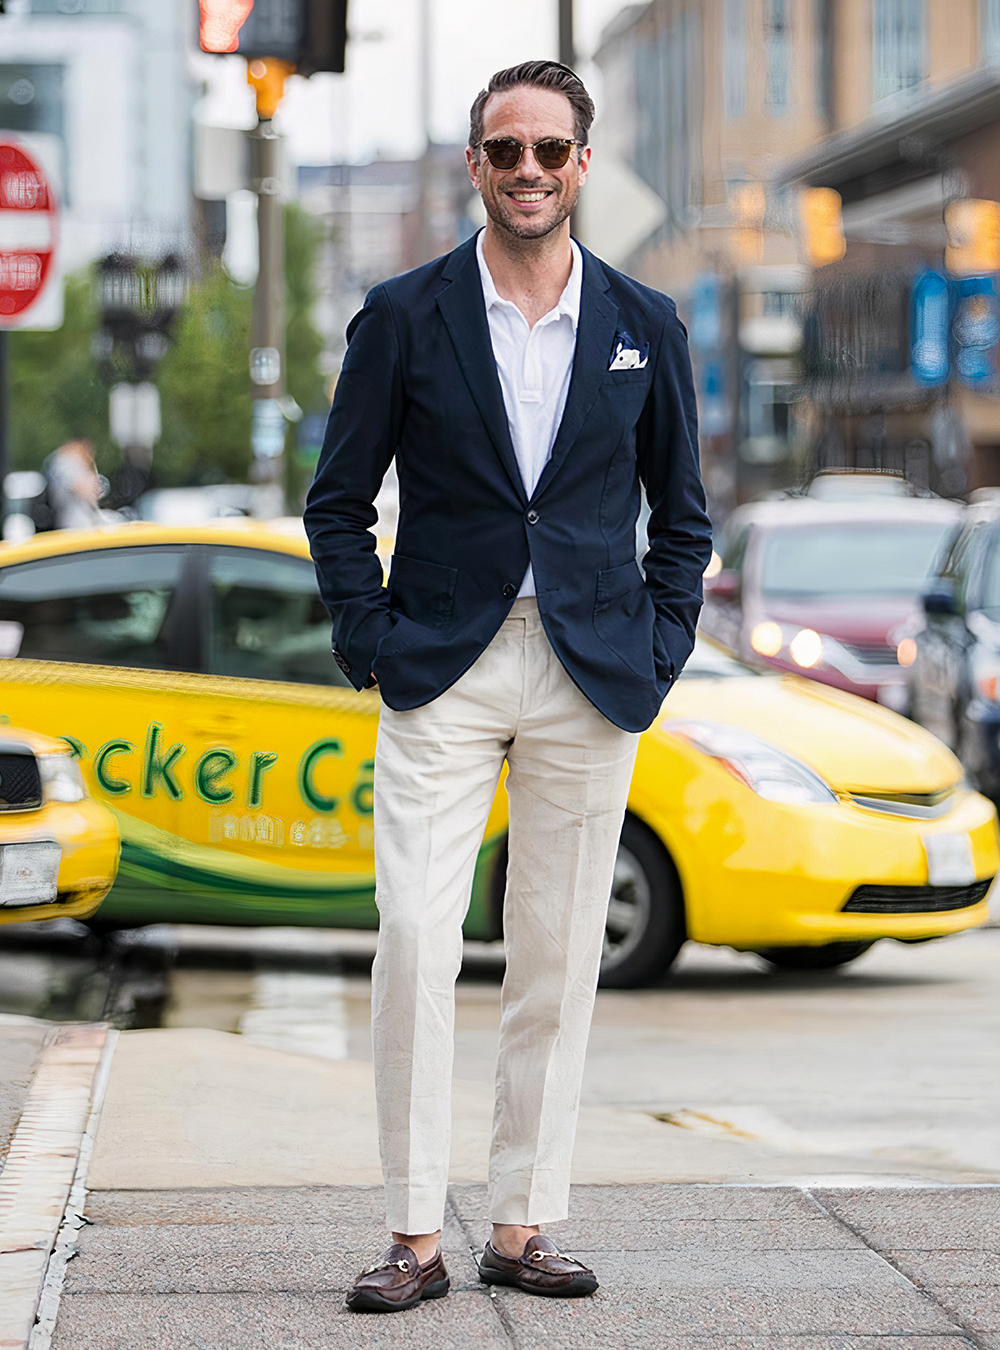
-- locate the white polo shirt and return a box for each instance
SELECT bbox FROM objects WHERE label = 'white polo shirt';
[476,228,582,598]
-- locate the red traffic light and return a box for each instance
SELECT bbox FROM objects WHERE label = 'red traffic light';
[199,0,255,53]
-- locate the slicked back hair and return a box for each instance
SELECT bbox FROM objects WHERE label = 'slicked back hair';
[469,60,595,154]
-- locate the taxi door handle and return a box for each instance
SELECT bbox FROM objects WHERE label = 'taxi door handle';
[186,716,247,739]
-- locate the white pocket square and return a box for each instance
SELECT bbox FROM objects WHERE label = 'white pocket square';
[609,348,648,370]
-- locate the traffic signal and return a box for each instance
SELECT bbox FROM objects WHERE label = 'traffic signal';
[799,187,846,268]
[944,198,1000,278]
[198,0,348,74]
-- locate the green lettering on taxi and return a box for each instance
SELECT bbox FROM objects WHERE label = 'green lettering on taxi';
[247,751,278,808]
[194,748,238,804]
[95,740,133,795]
[297,738,344,814]
[350,758,375,817]
[141,723,186,801]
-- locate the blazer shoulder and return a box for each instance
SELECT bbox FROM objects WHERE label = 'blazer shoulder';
[378,235,478,310]
[584,249,678,319]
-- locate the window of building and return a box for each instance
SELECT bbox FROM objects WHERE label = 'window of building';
[873,0,926,102]
[815,0,834,120]
[724,0,747,119]
[765,0,792,113]
[634,11,701,231]
[982,0,1000,63]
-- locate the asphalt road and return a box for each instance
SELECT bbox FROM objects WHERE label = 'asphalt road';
[2,919,997,1184]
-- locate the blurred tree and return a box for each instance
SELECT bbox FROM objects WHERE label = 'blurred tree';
[8,274,114,472]
[8,202,326,495]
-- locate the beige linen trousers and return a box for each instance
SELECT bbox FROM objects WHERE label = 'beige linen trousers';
[372,598,639,1234]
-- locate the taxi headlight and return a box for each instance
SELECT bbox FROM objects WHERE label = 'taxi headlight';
[664,720,837,805]
[38,754,86,804]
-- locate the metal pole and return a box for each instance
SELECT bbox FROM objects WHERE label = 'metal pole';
[250,119,285,399]
[0,329,8,529]
[417,0,432,265]
[558,0,574,67]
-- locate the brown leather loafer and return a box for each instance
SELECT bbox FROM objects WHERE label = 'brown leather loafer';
[478,1234,598,1298]
[346,1243,450,1313]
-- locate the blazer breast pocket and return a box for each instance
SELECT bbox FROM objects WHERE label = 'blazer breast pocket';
[387,553,458,629]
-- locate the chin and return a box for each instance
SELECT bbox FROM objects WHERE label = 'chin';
[490,202,571,240]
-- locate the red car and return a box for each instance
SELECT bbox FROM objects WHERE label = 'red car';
[701,497,961,710]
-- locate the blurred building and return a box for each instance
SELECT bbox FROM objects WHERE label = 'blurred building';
[0,0,196,272]
[590,0,1000,513]
[781,20,1000,496]
[298,145,480,375]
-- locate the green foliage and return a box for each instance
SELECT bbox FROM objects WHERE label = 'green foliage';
[7,201,326,494]
[154,263,254,486]
[7,274,114,472]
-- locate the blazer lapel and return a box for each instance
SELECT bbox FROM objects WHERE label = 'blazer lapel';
[532,248,618,502]
[436,242,526,504]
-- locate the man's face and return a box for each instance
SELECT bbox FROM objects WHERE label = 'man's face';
[466,86,590,241]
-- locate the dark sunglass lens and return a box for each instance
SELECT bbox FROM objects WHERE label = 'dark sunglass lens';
[485,140,521,170]
[535,140,572,169]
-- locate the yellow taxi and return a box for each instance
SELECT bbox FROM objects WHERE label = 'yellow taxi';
[0,520,994,985]
[0,723,119,924]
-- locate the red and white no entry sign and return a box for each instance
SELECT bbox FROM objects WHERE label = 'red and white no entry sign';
[0,140,57,321]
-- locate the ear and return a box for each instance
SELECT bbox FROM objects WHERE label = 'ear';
[466,145,482,192]
[576,144,591,189]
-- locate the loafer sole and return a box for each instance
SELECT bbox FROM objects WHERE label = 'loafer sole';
[479,1266,598,1298]
[346,1275,450,1312]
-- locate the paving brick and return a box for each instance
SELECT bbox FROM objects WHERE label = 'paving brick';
[65,1218,477,1296]
[51,1291,510,1350]
[511,1217,864,1252]
[450,1182,821,1222]
[813,1188,1000,1250]
[84,1186,387,1228]
[925,1286,1000,1334]
[886,1249,1000,1287]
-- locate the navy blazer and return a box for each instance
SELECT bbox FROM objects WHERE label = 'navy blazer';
[304,234,712,734]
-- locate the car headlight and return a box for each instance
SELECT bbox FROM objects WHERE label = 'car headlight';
[663,719,838,805]
[38,753,86,803]
[750,621,825,668]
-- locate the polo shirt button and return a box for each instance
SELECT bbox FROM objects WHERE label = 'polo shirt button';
[503,583,516,598]
[526,509,539,525]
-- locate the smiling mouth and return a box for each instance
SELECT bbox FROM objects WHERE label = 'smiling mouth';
[505,189,554,205]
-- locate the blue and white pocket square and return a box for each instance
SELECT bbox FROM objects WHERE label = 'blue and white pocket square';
[608,333,649,371]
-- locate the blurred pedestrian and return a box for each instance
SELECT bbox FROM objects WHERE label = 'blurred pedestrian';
[305,59,712,1313]
[44,439,105,531]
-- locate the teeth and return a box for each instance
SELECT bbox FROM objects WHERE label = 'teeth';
[510,191,549,202]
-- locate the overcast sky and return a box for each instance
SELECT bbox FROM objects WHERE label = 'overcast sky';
[218,0,634,165]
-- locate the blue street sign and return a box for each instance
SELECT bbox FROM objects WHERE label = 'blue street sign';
[910,270,950,386]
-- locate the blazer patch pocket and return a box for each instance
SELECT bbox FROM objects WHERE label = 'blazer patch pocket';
[593,561,655,679]
[388,553,458,628]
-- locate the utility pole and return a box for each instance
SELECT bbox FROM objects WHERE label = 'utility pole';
[558,0,574,67]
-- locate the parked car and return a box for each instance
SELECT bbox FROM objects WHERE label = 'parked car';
[703,497,961,710]
[910,498,1000,800]
[0,521,993,985]
[0,724,119,925]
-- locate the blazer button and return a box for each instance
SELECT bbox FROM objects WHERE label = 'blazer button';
[503,583,516,598]
[526,509,539,525]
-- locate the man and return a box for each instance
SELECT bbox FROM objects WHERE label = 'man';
[304,59,712,1312]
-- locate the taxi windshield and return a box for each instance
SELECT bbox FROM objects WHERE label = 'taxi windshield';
[760,522,951,598]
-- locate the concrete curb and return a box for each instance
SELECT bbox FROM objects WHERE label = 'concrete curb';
[0,1024,116,1350]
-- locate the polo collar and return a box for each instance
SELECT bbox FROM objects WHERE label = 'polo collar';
[475,227,582,331]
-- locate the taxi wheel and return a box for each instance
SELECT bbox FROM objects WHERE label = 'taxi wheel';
[756,941,874,972]
[598,816,686,989]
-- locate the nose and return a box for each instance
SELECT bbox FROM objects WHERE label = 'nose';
[515,146,545,179]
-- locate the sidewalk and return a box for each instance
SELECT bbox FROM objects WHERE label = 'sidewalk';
[2,1019,998,1348]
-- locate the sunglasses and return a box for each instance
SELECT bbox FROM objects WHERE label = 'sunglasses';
[478,137,583,171]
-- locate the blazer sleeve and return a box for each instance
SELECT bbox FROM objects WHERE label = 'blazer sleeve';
[304,285,402,691]
[636,304,714,687]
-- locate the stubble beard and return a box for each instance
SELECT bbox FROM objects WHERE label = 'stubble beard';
[482,179,580,243]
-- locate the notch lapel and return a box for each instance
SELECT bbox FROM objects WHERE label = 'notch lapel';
[436,244,526,504]
[532,249,618,502]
